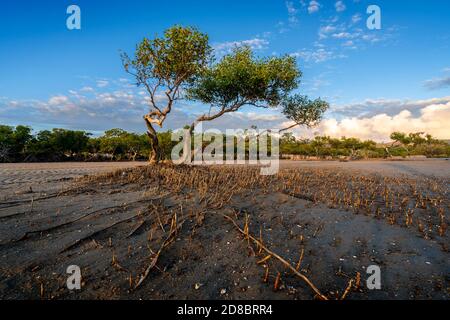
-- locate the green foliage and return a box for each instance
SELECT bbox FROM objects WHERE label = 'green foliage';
[97,129,148,160]
[122,25,212,162]
[0,125,32,161]
[123,25,212,89]
[1,124,449,162]
[26,130,56,159]
[187,46,327,136]
[281,95,329,128]
[390,131,410,145]
[280,133,449,159]
[389,131,439,156]
[123,27,327,162]
[187,46,300,109]
[50,128,91,154]
[157,131,180,159]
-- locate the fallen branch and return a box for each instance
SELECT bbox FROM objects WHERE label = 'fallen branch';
[340,279,354,300]
[134,215,184,289]
[281,190,315,202]
[223,214,328,300]
[295,248,304,271]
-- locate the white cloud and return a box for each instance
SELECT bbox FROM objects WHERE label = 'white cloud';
[342,40,355,48]
[230,112,284,122]
[292,48,346,63]
[283,100,450,142]
[351,14,362,24]
[335,1,346,12]
[96,80,109,88]
[332,32,352,39]
[332,96,450,118]
[285,1,298,25]
[213,38,269,55]
[48,95,69,106]
[318,25,337,39]
[80,86,94,92]
[423,76,450,90]
[308,1,320,14]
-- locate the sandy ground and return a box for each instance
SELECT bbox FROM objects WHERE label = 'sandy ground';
[279,159,450,178]
[0,162,144,201]
[0,161,448,300]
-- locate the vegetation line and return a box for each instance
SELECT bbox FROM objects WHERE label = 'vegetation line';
[1,123,448,163]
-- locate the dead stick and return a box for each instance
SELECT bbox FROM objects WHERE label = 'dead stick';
[340,279,354,300]
[134,218,184,289]
[295,248,304,271]
[223,214,328,300]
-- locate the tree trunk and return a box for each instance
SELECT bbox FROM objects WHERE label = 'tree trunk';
[144,117,161,163]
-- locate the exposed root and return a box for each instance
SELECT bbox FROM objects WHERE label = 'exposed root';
[127,220,146,238]
[5,204,128,244]
[60,212,144,253]
[0,193,63,209]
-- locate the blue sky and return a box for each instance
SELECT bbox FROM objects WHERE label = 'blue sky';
[0,0,449,141]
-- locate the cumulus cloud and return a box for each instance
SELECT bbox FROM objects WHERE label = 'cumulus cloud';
[285,1,299,25]
[342,40,355,48]
[96,80,109,88]
[318,25,337,39]
[282,98,450,142]
[423,76,450,90]
[332,32,353,39]
[308,1,320,14]
[333,96,450,118]
[80,86,94,92]
[2,80,449,143]
[213,38,269,55]
[48,95,70,106]
[291,48,346,63]
[335,1,346,12]
[351,14,362,24]
[0,85,285,134]
[0,86,174,132]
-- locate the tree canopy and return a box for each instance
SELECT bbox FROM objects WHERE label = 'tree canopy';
[122,25,212,162]
[187,46,301,131]
[122,25,331,162]
[280,95,329,132]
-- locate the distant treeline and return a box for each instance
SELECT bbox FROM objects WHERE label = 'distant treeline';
[0,125,174,162]
[0,124,449,163]
[280,132,450,159]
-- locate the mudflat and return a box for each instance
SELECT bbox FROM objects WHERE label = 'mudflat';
[0,161,448,300]
[278,159,450,178]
